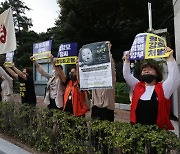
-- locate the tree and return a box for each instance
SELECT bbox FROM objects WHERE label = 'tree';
[55,0,174,61]
[0,0,37,68]
[0,0,32,32]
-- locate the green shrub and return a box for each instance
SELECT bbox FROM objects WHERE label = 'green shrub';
[115,82,130,104]
[0,102,180,154]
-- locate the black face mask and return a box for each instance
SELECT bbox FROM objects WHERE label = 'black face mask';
[141,74,156,84]
[70,75,77,81]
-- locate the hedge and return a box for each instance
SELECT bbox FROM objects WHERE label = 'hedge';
[115,82,130,104]
[0,102,180,154]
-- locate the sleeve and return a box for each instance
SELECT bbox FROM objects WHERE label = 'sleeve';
[123,62,139,90]
[0,66,13,82]
[36,65,52,79]
[163,60,180,99]
[111,57,116,83]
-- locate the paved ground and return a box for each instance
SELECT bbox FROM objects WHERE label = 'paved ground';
[0,138,30,154]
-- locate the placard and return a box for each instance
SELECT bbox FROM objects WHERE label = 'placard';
[33,40,52,60]
[79,41,112,90]
[130,33,169,60]
[56,43,77,65]
[4,51,14,67]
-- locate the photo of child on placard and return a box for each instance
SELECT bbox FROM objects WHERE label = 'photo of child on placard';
[79,41,110,67]
[78,41,112,90]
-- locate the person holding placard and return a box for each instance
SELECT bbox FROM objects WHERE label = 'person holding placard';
[30,54,65,109]
[91,41,116,122]
[5,64,37,106]
[0,66,13,102]
[123,47,180,130]
[58,65,87,116]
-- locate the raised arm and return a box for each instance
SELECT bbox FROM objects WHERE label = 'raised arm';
[4,65,18,80]
[0,66,13,81]
[163,47,180,99]
[55,66,66,83]
[11,63,27,80]
[30,56,51,79]
[50,54,67,83]
[76,58,80,83]
[122,51,139,89]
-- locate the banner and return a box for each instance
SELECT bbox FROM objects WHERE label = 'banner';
[4,51,14,67]
[78,41,112,90]
[55,43,78,65]
[0,8,16,54]
[33,40,52,60]
[129,33,168,60]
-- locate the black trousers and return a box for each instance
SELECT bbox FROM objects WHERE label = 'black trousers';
[91,106,114,122]
[48,98,62,110]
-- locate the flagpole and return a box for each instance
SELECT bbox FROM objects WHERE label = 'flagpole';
[148,0,153,32]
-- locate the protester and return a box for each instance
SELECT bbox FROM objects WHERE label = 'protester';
[127,62,136,102]
[91,41,116,122]
[5,64,37,106]
[30,54,65,109]
[123,47,180,130]
[58,63,87,116]
[0,66,13,102]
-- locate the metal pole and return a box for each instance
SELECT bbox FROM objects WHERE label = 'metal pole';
[148,0,153,31]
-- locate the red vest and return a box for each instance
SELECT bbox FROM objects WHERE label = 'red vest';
[131,82,174,130]
[64,80,87,116]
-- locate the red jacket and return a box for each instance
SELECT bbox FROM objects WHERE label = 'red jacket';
[64,80,87,116]
[131,82,174,130]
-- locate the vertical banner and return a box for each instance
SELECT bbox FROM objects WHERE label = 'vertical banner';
[0,8,16,54]
[4,51,14,67]
[78,41,112,90]
[129,33,168,60]
[33,40,52,60]
[55,43,78,65]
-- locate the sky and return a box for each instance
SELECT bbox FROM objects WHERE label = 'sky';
[0,0,60,33]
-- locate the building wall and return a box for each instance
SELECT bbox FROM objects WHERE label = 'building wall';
[173,0,180,136]
[33,59,53,96]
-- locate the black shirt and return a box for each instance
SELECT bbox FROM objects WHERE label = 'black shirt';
[136,91,158,125]
[18,75,36,106]
[64,76,74,115]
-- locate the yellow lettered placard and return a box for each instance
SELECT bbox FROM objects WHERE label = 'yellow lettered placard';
[55,56,77,65]
[145,33,169,59]
[33,51,51,60]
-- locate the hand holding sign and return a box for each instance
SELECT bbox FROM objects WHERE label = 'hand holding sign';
[165,47,174,62]
[122,50,130,63]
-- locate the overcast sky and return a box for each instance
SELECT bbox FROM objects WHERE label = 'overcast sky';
[0,0,60,33]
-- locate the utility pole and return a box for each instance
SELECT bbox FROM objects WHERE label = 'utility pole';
[148,0,153,32]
